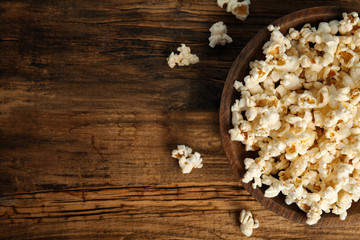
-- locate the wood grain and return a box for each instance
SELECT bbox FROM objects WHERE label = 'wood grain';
[1,0,360,239]
[2,182,360,240]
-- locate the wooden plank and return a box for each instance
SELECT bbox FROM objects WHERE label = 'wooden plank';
[1,183,360,239]
[0,111,235,194]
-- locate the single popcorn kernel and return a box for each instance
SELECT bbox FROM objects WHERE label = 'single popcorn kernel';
[172,145,203,174]
[239,209,259,237]
[167,44,199,68]
[208,21,233,48]
[230,12,360,225]
[217,0,251,21]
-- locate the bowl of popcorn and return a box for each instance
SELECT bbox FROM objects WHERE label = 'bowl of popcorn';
[220,6,360,226]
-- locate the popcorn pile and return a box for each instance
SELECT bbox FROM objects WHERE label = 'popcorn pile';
[217,0,251,21]
[229,12,360,225]
[167,44,199,68]
[172,145,203,174]
[239,209,259,237]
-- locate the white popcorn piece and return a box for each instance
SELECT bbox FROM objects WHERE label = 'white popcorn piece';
[299,55,312,68]
[217,0,251,21]
[321,186,338,204]
[171,144,192,159]
[329,20,340,35]
[229,125,256,149]
[298,91,317,109]
[172,145,203,174]
[229,12,360,225]
[242,158,263,188]
[245,107,258,121]
[332,191,352,220]
[234,80,245,92]
[257,108,281,131]
[318,22,332,33]
[167,44,199,68]
[306,204,322,225]
[209,21,233,48]
[232,111,243,126]
[281,73,303,90]
[339,12,359,35]
[334,163,354,185]
[337,46,358,68]
[288,28,300,40]
[289,155,308,177]
[317,86,330,108]
[239,209,259,237]
[264,177,283,198]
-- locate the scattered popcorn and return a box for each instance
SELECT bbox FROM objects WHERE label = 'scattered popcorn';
[230,12,360,225]
[209,21,233,48]
[171,145,203,174]
[217,0,251,21]
[239,209,259,237]
[167,44,199,68]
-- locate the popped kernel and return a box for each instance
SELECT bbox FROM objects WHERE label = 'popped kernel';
[172,145,203,174]
[167,44,199,68]
[209,21,233,48]
[217,0,251,21]
[239,209,259,237]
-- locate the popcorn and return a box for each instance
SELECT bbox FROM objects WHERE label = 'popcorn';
[289,155,309,177]
[337,46,358,68]
[172,145,203,174]
[245,107,258,121]
[167,44,199,68]
[256,108,281,132]
[209,21,233,48]
[334,163,354,186]
[332,191,352,220]
[306,204,322,225]
[229,12,360,225]
[172,144,192,159]
[264,177,283,198]
[242,158,263,188]
[288,28,300,40]
[329,20,340,35]
[317,86,330,108]
[298,91,317,109]
[239,209,259,237]
[281,73,303,90]
[339,12,359,35]
[217,0,251,21]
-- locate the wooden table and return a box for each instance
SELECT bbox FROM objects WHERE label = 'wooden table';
[1,0,360,239]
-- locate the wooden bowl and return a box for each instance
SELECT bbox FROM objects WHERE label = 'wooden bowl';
[219,6,360,227]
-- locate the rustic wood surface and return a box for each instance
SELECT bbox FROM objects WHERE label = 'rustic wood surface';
[1,0,360,239]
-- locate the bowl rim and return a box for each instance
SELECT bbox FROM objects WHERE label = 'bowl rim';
[219,6,360,227]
